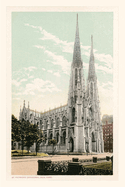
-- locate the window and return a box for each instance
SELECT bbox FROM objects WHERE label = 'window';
[44,134,47,143]
[62,116,67,127]
[72,108,75,122]
[75,69,77,86]
[56,132,59,143]
[62,131,66,145]
[56,118,60,127]
[49,133,52,140]
[51,119,54,129]
[44,120,47,129]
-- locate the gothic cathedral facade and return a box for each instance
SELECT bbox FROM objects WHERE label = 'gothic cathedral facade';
[19,15,104,153]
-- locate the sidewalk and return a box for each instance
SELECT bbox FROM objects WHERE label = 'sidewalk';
[11,153,112,175]
[11,152,112,160]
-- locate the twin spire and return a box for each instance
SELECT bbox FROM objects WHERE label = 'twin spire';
[88,34,96,80]
[73,14,96,81]
[72,14,82,67]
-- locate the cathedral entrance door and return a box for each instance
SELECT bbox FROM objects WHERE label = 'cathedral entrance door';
[92,132,96,152]
[69,137,74,152]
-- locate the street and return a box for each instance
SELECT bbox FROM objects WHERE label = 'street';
[11,153,112,175]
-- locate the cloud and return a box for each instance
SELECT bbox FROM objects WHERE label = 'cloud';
[15,78,61,96]
[81,46,113,73]
[12,80,20,87]
[25,23,74,53]
[47,70,53,73]
[13,97,21,100]
[42,68,46,71]
[13,66,37,79]
[20,79,27,83]
[24,66,37,72]
[25,23,38,29]
[34,45,71,75]
[53,72,61,77]
[12,78,27,87]
[26,23,113,75]
[94,53,113,69]
[97,80,113,99]
[29,76,34,79]
[95,63,113,74]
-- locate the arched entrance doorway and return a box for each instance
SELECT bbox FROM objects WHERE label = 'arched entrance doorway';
[69,137,74,152]
[92,132,96,152]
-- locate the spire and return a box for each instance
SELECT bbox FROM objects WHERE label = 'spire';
[76,13,79,37]
[72,14,82,67]
[91,35,93,55]
[88,35,96,80]
[28,101,29,108]
[23,100,25,107]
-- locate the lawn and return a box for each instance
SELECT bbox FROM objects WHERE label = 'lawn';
[11,150,48,157]
[84,162,112,170]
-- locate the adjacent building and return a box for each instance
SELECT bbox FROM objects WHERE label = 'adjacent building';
[102,121,113,152]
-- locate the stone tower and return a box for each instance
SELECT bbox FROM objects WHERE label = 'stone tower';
[85,35,104,153]
[67,14,86,152]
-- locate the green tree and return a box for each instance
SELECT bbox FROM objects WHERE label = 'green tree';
[19,119,26,155]
[24,121,35,153]
[19,119,36,154]
[32,124,44,155]
[11,115,21,150]
[48,139,57,154]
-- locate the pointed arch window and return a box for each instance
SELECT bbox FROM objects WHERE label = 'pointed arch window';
[44,134,47,143]
[62,131,66,145]
[62,116,67,127]
[30,114,32,119]
[75,68,77,85]
[92,132,96,142]
[49,133,52,140]
[72,108,75,122]
[51,119,54,129]
[56,132,59,143]
[44,119,47,129]
[56,117,60,128]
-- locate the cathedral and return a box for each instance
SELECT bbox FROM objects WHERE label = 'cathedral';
[19,15,104,153]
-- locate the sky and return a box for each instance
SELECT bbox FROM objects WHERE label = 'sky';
[12,12,113,119]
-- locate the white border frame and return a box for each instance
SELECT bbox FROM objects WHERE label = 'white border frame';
[1,5,119,183]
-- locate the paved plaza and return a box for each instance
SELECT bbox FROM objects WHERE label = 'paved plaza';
[11,153,112,175]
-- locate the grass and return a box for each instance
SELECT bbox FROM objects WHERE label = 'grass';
[11,150,48,157]
[84,162,112,170]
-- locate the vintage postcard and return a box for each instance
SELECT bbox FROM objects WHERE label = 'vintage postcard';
[5,6,119,181]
